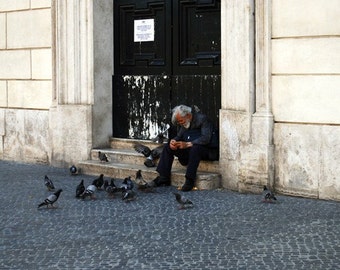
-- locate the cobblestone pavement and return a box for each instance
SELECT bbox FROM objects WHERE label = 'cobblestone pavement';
[0,160,339,270]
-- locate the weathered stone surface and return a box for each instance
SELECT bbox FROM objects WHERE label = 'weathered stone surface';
[319,126,340,201]
[3,109,50,163]
[273,123,340,200]
[49,105,92,167]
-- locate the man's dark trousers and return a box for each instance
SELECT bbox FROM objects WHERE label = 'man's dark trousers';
[156,143,210,181]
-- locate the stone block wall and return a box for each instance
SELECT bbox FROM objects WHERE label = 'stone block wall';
[0,0,52,163]
[272,0,340,200]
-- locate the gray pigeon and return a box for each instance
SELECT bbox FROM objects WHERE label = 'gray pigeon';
[150,145,164,159]
[262,185,277,203]
[75,179,85,198]
[121,176,134,191]
[134,143,164,167]
[133,143,152,157]
[122,189,136,202]
[38,189,63,208]
[44,175,55,191]
[135,170,153,192]
[81,184,97,200]
[173,192,193,210]
[70,165,78,175]
[104,179,120,197]
[98,151,109,162]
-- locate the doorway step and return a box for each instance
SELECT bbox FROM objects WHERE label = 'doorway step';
[78,138,221,190]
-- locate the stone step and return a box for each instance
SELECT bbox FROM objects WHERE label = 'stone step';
[78,160,221,190]
[77,138,221,190]
[90,148,220,172]
[110,137,162,150]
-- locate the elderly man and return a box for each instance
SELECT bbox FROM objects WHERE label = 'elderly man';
[152,105,215,192]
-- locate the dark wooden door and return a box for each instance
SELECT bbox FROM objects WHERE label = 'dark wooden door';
[113,0,221,139]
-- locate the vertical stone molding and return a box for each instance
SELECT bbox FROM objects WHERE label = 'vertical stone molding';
[251,0,274,188]
[50,0,94,166]
[54,0,94,105]
[220,0,255,191]
[220,0,274,193]
[254,0,271,115]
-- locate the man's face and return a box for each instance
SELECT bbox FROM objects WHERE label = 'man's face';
[176,113,192,129]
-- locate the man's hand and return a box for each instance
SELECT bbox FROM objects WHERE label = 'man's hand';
[170,139,178,150]
[170,139,193,150]
[176,141,193,149]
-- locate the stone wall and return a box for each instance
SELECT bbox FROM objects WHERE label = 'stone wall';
[0,0,52,163]
[220,0,340,201]
[272,0,340,200]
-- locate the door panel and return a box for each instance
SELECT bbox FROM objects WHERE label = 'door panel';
[113,0,221,139]
[173,0,221,75]
[114,0,171,75]
[113,75,172,138]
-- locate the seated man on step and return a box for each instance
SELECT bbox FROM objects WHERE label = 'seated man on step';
[152,104,215,192]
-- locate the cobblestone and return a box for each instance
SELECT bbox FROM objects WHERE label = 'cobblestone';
[0,160,339,269]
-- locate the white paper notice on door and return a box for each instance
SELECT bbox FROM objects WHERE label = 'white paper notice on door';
[134,19,155,42]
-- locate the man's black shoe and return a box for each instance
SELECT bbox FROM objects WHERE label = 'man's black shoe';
[181,178,194,192]
[181,183,194,192]
[153,176,171,187]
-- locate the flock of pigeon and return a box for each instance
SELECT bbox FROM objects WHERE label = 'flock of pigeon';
[38,167,278,211]
[37,168,195,210]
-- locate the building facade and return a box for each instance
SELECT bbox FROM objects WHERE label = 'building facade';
[0,0,339,201]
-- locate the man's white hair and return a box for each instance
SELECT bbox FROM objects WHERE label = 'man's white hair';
[171,105,192,125]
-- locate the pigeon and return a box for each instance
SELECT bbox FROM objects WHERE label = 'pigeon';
[135,170,153,192]
[98,151,109,162]
[75,179,85,198]
[104,179,120,197]
[262,185,277,203]
[103,179,109,190]
[173,192,193,210]
[150,145,164,159]
[81,184,97,200]
[38,189,63,208]
[135,170,145,186]
[44,175,55,191]
[70,165,78,175]
[121,176,134,191]
[109,178,121,192]
[93,174,104,189]
[133,143,152,157]
[134,143,164,159]
[134,143,164,167]
[122,189,136,202]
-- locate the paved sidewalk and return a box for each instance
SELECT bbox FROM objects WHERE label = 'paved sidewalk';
[0,160,339,270]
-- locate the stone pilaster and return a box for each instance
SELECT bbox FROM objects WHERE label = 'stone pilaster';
[220,0,274,193]
[50,0,113,167]
[50,0,94,166]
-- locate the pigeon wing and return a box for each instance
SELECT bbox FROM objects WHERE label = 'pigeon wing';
[133,143,152,157]
[150,145,164,159]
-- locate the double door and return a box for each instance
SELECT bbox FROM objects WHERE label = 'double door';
[113,0,221,139]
